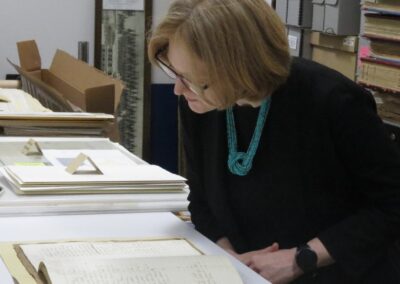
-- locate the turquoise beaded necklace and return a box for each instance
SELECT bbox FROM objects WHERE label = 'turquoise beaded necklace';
[226,97,271,176]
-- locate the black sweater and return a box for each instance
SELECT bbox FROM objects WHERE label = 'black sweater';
[179,58,400,283]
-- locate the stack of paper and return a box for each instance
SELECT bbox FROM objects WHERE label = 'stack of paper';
[0,112,114,137]
[0,88,115,137]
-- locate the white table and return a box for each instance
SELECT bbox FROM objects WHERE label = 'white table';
[0,212,269,284]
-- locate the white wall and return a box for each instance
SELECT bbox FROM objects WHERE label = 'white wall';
[0,0,95,80]
[151,0,175,84]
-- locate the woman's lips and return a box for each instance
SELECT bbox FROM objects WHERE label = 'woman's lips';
[185,97,197,103]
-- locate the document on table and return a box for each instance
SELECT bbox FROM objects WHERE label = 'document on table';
[13,239,243,284]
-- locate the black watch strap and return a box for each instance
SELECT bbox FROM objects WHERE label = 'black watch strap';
[295,244,318,274]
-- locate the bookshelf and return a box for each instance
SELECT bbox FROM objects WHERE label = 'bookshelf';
[358,0,400,126]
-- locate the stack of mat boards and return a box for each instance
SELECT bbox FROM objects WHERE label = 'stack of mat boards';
[0,137,189,214]
[1,163,186,195]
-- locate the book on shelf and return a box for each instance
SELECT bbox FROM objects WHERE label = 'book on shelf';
[375,92,400,114]
[375,92,400,124]
[364,13,400,41]
[370,39,400,65]
[6,238,243,284]
[363,0,400,15]
[379,109,400,124]
[358,57,400,93]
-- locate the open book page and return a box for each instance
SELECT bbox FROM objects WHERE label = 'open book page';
[15,239,202,274]
[38,255,243,284]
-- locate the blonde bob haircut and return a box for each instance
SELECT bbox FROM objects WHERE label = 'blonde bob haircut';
[148,0,291,109]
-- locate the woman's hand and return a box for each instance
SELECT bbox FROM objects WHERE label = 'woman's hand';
[217,237,333,283]
[237,242,280,265]
[242,238,334,283]
[216,238,280,265]
[245,247,302,284]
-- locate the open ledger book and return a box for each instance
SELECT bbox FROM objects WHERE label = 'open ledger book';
[14,239,243,284]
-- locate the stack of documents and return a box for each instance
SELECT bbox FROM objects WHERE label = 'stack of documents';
[0,88,114,137]
[0,112,114,137]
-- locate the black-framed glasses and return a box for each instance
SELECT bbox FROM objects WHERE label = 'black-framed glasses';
[155,48,208,96]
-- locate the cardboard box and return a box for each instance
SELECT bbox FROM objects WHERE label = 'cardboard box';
[310,32,358,53]
[10,40,124,115]
[287,0,313,27]
[276,0,313,27]
[312,0,325,31]
[312,0,360,35]
[276,0,288,23]
[310,32,359,80]
[324,0,360,35]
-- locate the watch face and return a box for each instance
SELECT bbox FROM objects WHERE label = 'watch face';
[296,246,317,273]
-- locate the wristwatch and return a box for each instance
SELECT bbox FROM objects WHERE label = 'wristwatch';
[295,244,318,274]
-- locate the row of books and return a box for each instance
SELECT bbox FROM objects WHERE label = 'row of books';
[358,0,400,124]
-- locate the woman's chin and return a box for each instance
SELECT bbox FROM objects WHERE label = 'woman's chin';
[187,99,215,114]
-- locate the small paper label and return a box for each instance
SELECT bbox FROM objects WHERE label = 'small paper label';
[288,35,298,50]
[343,37,356,48]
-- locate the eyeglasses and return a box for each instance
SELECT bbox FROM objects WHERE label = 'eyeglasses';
[155,48,209,96]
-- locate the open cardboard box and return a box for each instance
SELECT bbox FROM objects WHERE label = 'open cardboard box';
[8,40,124,140]
[310,32,359,81]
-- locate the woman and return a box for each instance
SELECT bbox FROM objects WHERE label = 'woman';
[148,0,400,283]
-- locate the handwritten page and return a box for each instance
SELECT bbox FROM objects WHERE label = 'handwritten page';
[19,239,201,271]
[39,255,243,284]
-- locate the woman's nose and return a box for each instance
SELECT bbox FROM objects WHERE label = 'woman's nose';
[173,77,186,96]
